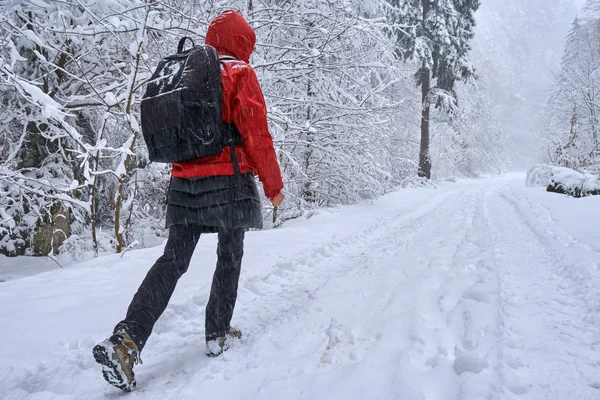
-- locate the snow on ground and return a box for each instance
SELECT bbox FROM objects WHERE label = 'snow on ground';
[0,255,61,282]
[1,173,599,400]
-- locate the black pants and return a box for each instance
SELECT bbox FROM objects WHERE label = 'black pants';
[114,224,245,350]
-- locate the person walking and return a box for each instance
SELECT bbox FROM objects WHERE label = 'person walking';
[93,10,284,392]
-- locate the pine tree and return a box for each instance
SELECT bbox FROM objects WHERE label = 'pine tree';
[562,17,582,66]
[583,0,600,14]
[544,3,600,168]
[387,0,480,178]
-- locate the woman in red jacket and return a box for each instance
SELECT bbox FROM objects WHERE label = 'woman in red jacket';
[93,10,284,392]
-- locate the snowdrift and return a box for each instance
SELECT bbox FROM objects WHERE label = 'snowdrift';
[526,165,600,197]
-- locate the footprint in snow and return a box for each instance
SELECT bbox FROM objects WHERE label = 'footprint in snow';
[500,367,532,395]
[453,345,489,375]
[320,318,359,365]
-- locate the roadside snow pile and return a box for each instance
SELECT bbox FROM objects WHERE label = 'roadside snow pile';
[548,167,600,197]
[527,165,600,197]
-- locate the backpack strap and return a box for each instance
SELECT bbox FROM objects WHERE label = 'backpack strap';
[219,55,239,62]
[218,55,243,181]
[223,123,242,177]
[229,142,241,176]
[177,37,195,53]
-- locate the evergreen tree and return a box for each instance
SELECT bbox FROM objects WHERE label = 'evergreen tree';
[387,0,480,178]
[583,0,600,14]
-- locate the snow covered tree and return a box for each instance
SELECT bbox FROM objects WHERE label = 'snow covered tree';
[544,1,600,169]
[387,0,480,178]
[468,0,577,170]
[248,0,409,210]
[0,0,169,256]
[430,81,505,177]
[1,0,502,258]
[0,0,410,255]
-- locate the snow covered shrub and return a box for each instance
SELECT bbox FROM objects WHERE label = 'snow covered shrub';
[527,165,599,197]
[546,166,600,197]
[526,164,554,187]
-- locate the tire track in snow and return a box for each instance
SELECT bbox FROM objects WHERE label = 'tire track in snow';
[385,183,503,400]
[126,185,482,400]
[484,186,600,400]
[154,188,465,399]
[188,183,505,400]
[244,187,486,400]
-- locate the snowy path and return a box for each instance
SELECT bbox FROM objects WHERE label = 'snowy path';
[1,174,599,400]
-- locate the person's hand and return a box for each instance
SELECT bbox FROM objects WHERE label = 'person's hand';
[271,192,284,207]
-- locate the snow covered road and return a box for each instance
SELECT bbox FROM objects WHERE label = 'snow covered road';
[1,174,599,400]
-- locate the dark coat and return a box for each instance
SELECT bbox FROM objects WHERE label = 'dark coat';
[165,172,262,233]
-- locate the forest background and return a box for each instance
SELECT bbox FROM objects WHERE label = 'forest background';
[0,0,597,258]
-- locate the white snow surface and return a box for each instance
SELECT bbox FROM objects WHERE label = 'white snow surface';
[1,173,600,400]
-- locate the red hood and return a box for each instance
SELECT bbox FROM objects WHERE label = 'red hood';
[205,10,256,63]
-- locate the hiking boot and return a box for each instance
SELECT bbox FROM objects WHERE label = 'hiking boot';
[206,327,242,357]
[92,329,141,391]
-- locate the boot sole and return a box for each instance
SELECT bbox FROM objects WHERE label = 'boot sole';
[93,342,136,392]
[206,344,229,357]
[205,331,242,357]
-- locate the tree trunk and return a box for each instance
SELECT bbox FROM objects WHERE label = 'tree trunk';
[302,25,316,203]
[590,90,598,149]
[418,64,432,179]
[302,78,315,203]
[90,159,99,256]
[418,0,432,179]
[115,38,144,253]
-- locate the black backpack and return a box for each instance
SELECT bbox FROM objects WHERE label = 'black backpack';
[141,37,240,163]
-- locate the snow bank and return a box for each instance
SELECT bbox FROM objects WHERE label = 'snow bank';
[547,167,600,197]
[526,164,600,197]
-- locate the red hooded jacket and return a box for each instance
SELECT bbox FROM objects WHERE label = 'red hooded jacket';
[171,10,284,200]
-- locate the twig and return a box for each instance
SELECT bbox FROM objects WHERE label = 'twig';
[47,255,64,269]
[120,240,139,257]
